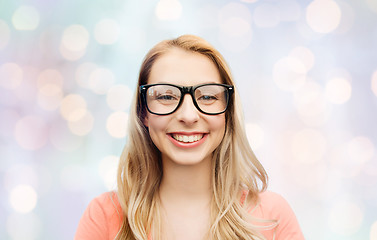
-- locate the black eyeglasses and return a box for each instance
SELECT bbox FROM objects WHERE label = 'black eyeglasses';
[140,83,234,115]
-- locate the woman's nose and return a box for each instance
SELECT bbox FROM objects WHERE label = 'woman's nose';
[175,94,200,124]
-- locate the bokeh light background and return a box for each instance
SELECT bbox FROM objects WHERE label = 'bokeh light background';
[1,0,377,239]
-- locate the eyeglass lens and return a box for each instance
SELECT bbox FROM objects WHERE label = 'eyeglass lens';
[145,85,229,114]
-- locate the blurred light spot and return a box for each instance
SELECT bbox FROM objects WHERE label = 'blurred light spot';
[61,25,89,52]
[348,136,375,164]
[289,163,327,188]
[37,70,64,108]
[155,0,182,21]
[0,109,20,138]
[0,19,10,50]
[253,3,280,28]
[277,0,301,22]
[291,129,326,164]
[372,70,377,97]
[75,62,98,88]
[50,122,83,152]
[60,94,87,121]
[12,66,38,104]
[220,17,251,37]
[367,0,377,14]
[328,200,363,236]
[356,159,377,191]
[245,123,264,150]
[219,2,252,29]
[67,111,94,136]
[371,221,377,240]
[306,0,341,34]
[300,112,328,127]
[9,185,38,213]
[363,158,377,177]
[325,77,352,104]
[329,138,373,178]
[219,30,252,53]
[12,5,40,31]
[7,213,41,240]
[334,2,354,34]
[106,84,133,111]
[98,155,119,190]
[37,84,63,111]
[289,46,315,72]
[37,69,64,88]
[14,115,48,150]
[294,80,329,126]
[60,24,89,61]
[273,57,307,91]
[0,63,23,89]
[330,146,357,177]
[293,80,322,114]
[94,18,120,45]
[89,67,115,94]
[60,165,88,191]
[59,44,86,61]
[4,164,38,192]
[218,2,252,52]
[220,2,252,23]
[106,111,128,138]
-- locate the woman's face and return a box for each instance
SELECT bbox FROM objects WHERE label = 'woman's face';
[143,48,226,166]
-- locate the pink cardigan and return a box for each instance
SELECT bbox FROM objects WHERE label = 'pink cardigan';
[75,191,305,240]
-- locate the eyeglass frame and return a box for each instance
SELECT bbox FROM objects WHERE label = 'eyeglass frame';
[139,83,234,115]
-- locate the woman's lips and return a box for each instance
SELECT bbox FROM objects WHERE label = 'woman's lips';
[171,133,204,143]
[167,132,208,148]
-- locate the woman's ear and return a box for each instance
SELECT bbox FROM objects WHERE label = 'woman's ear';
[143,115,149,127]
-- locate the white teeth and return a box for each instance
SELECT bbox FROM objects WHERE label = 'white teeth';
[172,134,204,143]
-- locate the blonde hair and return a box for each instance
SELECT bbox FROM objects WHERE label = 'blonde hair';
[116,35,269,240]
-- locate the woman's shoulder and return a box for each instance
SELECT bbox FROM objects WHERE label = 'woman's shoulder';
[244,191,304,240]
[75,192,123,240]
[91,191,121,209]
[247,190,305,240]
[257,191,294,215]
[90,191,123,224]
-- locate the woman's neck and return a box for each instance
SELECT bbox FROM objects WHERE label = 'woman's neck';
[159,155,212,205]
[158,156,213,240]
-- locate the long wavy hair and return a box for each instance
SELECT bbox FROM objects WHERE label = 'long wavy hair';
[116,35,269,240]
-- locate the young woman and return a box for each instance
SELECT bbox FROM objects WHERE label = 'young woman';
[75,35,304,240]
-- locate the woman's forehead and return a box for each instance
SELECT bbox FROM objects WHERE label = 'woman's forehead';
[147,48,222,86]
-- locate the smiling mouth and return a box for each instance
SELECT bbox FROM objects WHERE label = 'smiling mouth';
[171,134,204,143]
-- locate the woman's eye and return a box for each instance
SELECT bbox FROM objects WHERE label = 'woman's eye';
[199,95,217,101]
[156,94,177,101]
